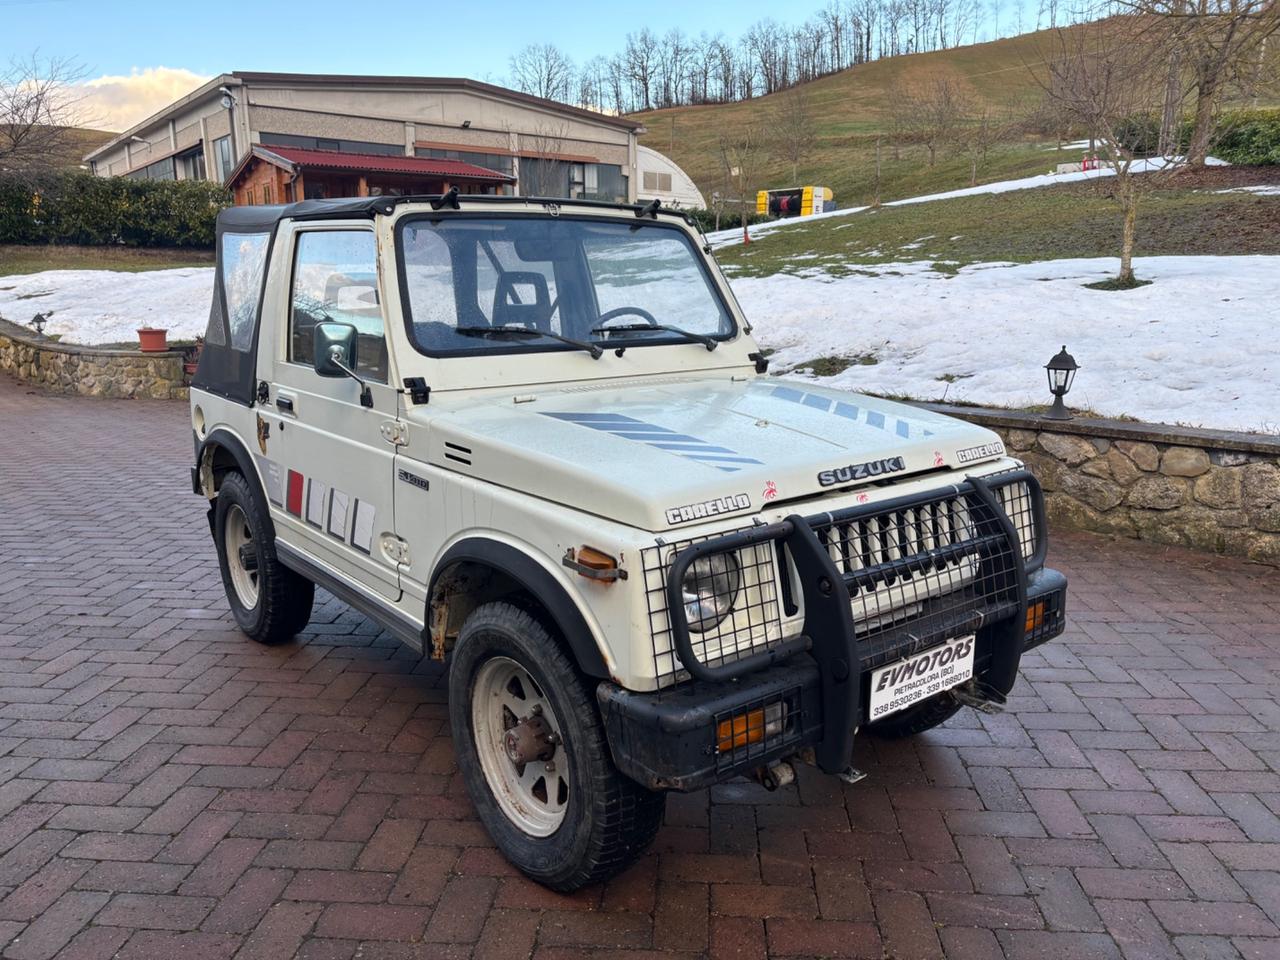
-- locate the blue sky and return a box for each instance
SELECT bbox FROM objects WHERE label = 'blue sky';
[5,0,796,78]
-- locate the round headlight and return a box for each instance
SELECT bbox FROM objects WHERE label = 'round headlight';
[682,552,742,633]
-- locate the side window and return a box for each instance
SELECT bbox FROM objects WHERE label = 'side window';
[289,230,387,383]
[220,231,271,351]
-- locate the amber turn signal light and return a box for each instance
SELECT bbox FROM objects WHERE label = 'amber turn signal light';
[716,703,785,753]
[1025,600,1046,633]
[561,546,628,582]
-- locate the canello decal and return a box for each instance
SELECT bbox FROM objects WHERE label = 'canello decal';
[665,493,751,525]
[955,441,1006,464]
[817,456,906,488]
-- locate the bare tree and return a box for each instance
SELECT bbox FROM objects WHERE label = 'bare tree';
[0,54,91,180]
[718,122,767,240]
[769,86,819,180]
[519,123,571,197]
[896,76,969,165]
[1127,1,1280,166]
[508,44,575,103]
[1036,18,1182,285]
[959,104,1006,185]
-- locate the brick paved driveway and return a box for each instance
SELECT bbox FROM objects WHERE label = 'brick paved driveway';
[1,375,1278,960]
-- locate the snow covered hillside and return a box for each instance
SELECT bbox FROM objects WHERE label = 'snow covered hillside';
[736,256,1278,434]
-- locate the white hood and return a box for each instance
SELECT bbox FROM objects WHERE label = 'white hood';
[415,377,1006,531]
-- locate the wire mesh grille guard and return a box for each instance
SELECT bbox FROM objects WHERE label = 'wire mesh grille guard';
[642,533,785,688]
[648,472,1041,687]
[808,479,1026,671]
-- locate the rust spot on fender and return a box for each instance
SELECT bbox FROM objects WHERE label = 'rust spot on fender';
[256,414,270,455]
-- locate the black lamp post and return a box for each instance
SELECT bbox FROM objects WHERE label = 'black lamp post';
[1044,345,1078,420]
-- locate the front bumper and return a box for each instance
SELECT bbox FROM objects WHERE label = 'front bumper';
[597,471,1067,792]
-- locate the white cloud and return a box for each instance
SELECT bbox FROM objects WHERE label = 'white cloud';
[79,67,211,131]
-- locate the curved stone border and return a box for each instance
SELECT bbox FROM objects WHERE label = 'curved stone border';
[920,402,1280,566]
[0,318,187,400]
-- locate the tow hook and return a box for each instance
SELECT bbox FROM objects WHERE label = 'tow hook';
[951,679,1008,715]
[754,760,797,791]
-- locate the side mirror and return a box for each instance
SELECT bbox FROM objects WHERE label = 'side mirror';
[312,321,372,408]
[314,321,359,378]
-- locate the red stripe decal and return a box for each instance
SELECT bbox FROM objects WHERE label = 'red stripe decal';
[286,470,304,516]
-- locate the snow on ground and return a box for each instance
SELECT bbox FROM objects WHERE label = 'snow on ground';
[0,268,213,344]
[706,157,1229,248]
[735,255,1279,434]
[2,247,1275,433]
[1215,184,1280,196]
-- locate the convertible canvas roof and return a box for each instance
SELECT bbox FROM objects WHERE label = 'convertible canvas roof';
[213,194,693,232]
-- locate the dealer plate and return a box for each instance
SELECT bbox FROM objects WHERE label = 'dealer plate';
[868,635,975,722]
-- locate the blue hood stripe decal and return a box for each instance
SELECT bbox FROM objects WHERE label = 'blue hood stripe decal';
[541,411,764,473]
[770,385,934,439]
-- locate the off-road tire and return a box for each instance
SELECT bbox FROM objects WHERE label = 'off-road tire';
[449,601,665,891]
[213,471,314,644]
[868,692,963,739]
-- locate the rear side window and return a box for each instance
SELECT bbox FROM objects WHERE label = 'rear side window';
[289,230,387,383]
[220,232,271,352]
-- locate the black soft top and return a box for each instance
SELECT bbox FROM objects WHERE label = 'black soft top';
[216,197,393,231]
[214,194,692,232]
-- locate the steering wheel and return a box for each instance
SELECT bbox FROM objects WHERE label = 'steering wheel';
[595,306,659,328]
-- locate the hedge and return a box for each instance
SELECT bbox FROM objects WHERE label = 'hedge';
[1211,109,1280,166]
[0,173,230,247]
[1115,108,1280,165]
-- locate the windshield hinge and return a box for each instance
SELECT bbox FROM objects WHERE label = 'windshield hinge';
[380,420,409,446]
[403,377,431,404]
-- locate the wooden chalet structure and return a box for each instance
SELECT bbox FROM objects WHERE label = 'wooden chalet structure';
[225,145,515,205]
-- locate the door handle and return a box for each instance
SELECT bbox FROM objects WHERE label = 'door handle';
[276,396,295,413]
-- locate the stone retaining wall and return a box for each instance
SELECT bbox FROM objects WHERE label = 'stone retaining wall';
[0,319,187,400]
[923,403,1280,566]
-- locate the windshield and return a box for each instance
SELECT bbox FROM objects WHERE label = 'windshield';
[398,215,736,356]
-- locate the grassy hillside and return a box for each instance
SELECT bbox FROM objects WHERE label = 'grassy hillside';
[715,168,1280,278]
[634,21,1279,211]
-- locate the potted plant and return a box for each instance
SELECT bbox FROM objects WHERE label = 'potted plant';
[182,336,204,376]
[137,327,169,353]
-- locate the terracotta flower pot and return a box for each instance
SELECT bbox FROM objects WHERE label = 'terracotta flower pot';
[137,328,169,353]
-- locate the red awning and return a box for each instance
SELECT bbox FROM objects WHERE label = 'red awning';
[265,146,514,182]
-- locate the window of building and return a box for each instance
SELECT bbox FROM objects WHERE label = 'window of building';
[127,157,176,181]
[290,230,387,383]
[414,147,515,176]
[262,182,273,204]
[178,147,206,181]
[214,136,234,181]
[260,132,403,157]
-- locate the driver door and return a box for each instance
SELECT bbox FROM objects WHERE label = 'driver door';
[262,225,401,602]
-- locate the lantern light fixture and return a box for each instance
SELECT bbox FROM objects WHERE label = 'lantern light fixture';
[1044,345,1078,420]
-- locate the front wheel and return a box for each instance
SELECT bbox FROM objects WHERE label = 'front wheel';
[449,602,664,891]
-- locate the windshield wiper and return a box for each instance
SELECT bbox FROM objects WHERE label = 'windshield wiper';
[589,322,718,352]
[454,325,603,360]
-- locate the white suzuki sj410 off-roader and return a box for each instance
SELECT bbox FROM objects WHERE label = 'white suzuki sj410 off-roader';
[190,192,1066,891]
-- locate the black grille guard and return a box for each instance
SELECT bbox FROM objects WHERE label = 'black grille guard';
[664,470,1044,776]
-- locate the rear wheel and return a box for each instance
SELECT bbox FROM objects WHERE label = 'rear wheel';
[868,692,963,739]
[213,471,314,644]
[449,601,664,891]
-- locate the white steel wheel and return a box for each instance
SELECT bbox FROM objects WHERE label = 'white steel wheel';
[471,655,568,837]
[223,502,259,610]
